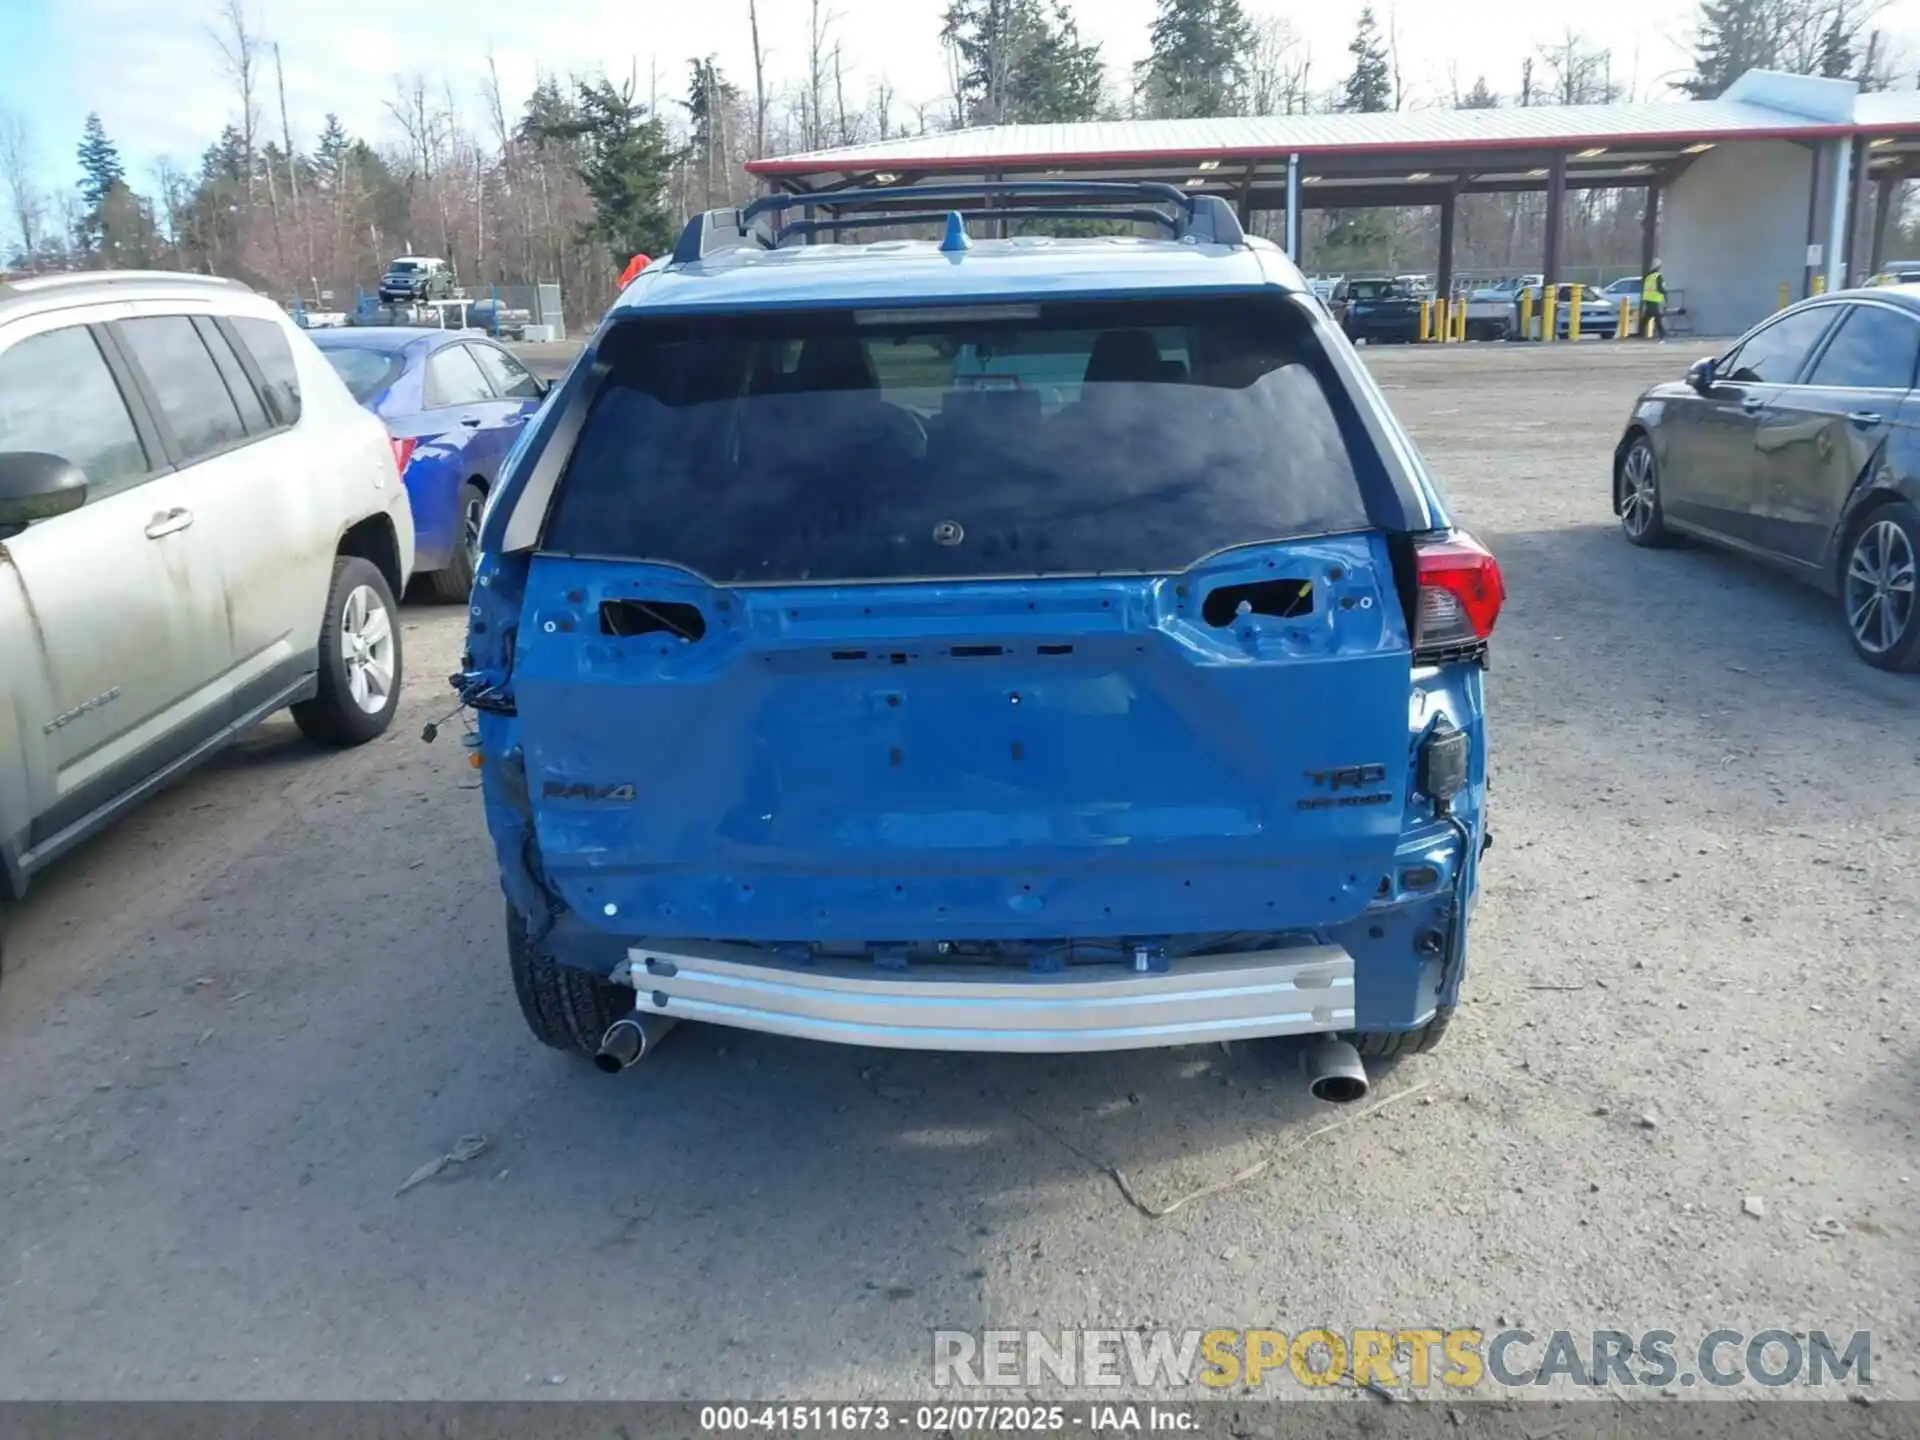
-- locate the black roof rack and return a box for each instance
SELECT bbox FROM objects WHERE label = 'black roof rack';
[670,179,1246,265]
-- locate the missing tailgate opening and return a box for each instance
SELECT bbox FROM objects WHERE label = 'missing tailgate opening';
[950,644,1004,659]
[1201,579,1314,628]
[599,599,707,641]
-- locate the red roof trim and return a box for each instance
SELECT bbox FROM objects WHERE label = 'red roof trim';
[745,123,1867,176]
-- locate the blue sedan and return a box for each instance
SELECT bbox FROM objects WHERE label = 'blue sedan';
[311,328,548,600]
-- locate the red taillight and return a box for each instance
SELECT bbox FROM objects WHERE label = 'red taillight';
[390,436,417,475]
[1414,532,1505,657]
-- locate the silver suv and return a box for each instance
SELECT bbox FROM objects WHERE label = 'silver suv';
[0,271,416,925]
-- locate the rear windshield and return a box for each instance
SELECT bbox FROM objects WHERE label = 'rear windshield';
[542,297,1378,583]
[1346,281,1404,300]
[318,346,405,403]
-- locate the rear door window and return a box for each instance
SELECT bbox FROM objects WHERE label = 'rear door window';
[193,317,270,432]
[231,316,303,425]
[426,345,495,408]
[0,324,151,498]
[469,343,544,399]
[543,297,1380,583]
[117,315,249,463]
[1804,304,1920,390]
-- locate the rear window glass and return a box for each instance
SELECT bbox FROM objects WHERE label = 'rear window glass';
[1346,281,1403,300]
[318,346,405,404]
[542,298,1375,583]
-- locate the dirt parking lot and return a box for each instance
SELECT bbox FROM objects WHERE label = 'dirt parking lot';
[1,343,1914,1401]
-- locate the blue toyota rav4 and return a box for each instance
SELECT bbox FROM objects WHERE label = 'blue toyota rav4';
[458,182,1502,1101]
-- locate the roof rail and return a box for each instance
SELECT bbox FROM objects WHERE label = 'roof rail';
[670,179,1246,265]
[0,269,253,302]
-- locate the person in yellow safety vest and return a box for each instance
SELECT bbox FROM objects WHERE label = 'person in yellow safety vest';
[1640,262,1666,340]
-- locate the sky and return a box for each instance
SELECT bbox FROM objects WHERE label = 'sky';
[5,0,1920,198]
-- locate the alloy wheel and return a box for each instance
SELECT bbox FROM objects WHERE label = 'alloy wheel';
[340,583,397,714]
[1845,519,1916,656]
[1620,443,1657,538]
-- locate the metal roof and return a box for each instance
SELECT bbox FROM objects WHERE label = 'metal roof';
[748,70,1920,192]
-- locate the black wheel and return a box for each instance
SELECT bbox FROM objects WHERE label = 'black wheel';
[1352,1004,1454,1059]
[423,480,485,603]
[1617,434,1677,548]
[1840,501,1920,672]
[507,903,633,1055]
[292,556,403,746]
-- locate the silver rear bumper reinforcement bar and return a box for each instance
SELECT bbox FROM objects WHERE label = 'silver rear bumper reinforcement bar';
[621,942,1354,1053]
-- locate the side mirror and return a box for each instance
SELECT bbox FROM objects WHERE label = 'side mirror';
[0,452,88,538]
[1686,357,1717,393]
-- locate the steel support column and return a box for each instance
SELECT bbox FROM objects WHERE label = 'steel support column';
[1542,153,1567,289]
[1285,152,1301,262]
[1870,174,1898,276]
[1804,144,1831,298]
[1640,184,1659,282]
[1436,189,1457,312]
[1846,137,1874,286]
[1827,139,1853,293]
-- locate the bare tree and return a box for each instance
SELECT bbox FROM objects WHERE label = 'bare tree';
[0,110,43,260]
[806,0,840,150]
[1386,7,1405,111]
[210,0,264,202]
[748,0,770,160]
[870,75,895,141]
[1249,17,1313,116]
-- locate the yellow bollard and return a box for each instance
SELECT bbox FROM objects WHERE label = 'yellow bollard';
[1778,280,1791,311]
[1618,297,1632,339]
[1419,299,1432,342]
[1812,274,1827,296]
[1568,284,1583,342]
[1519,287,1534,342]
[1540,288,1556,344]
[1454,298,1467,342]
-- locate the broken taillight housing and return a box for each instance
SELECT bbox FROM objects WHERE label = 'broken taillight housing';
[1413,532,1505,662]
[390,436,418,475]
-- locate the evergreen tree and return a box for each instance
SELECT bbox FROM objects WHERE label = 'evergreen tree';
[533,78,680,261]
[74,113,126,252]
[942,0,1104,125]
[1133,0,1256,120]
[1681,0,1776,98]
[1341,6,1394,113]
[1461,76,1500,109]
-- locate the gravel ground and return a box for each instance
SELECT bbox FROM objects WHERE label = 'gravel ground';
[0,342,1914,1402]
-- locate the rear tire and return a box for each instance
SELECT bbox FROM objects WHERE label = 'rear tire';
[292,557,403,746]
[1618,434,1677,549]
[1352,1004,1454,1059]
[423,480,485,603]
[507,904,634,1056]
[1840,501,1920,672]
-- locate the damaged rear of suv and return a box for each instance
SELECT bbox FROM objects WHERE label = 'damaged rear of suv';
[458,182,1502,1099]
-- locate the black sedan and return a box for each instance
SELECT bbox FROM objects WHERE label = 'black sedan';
[1612,288,1920,671]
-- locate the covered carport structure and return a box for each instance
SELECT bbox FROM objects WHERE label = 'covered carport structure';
[746,71,1920,337]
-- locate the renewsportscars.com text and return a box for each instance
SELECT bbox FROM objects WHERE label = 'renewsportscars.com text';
[932,1328,1872,1392]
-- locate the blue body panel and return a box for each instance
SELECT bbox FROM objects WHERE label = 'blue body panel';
[312,327,541,575]
[464,232,1490,1036]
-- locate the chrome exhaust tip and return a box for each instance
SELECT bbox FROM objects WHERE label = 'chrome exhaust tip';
[593,1013,678,1074]
[1304,1037,1370,1104]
